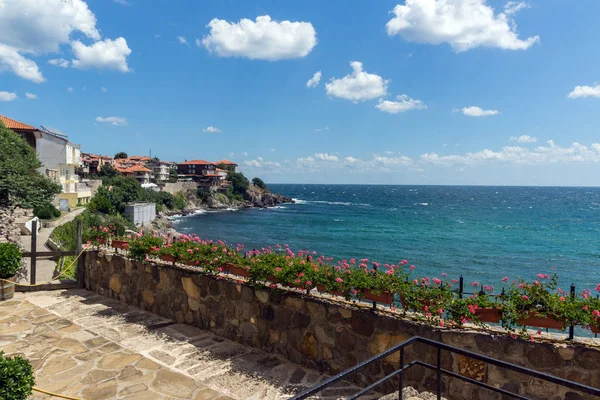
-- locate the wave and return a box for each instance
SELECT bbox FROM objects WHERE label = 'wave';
[292,198,307,204]
[417,202,429,206]
[293,198,370,207]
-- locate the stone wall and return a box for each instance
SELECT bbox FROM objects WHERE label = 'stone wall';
[82,251,599,400]
[161,182,198,195]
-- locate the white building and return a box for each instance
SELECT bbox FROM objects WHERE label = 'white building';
[36,127,91,208]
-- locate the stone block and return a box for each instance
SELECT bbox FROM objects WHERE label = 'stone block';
[306,301,327,322]
[458,354,487,382]
[142,289,154,307]
[349,312,375,337]
[334,327,356,351]
[109,274,121,294]
[255,290,269,304]
[300,332,318,359]
[181,277,201,300]
[285,296,305,311]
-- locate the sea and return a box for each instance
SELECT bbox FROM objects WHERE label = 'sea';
[171,185,600,293]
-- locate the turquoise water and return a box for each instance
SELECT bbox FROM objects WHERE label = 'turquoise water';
[172,185,600,292]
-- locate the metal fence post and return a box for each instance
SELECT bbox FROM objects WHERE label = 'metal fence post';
[459,275,463,299]
[398,348,404,400]
[569,283,575,340]
[30,220,37,285]
[76,219,84,288]
[436,347,442,400]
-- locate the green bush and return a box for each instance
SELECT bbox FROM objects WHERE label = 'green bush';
[173,192,187,210]
[33,203,61,220]
[227,171,249,196]
[252,177,269,191]
[0,243,21,279]
[0,352,35,400]
[196,188,211,203]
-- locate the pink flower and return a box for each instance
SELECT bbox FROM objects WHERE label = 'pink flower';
[593,310,600,317]
[437,308,443,315]
[433,278,442,285]
[275,267,281,272]
[521,295,529,301]
[559,296,565,302]
[439,320,445,327]
[537,330,542,335]
[409,265,416,270]
[441,273,447,277]
[502,277,509,282]
[471,281,479,287]
[335,277,343,283]
[400,260,408,265]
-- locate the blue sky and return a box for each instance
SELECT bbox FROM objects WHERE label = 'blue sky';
[1,0,600,185]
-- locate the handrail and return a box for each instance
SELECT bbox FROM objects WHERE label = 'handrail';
[290,335,600,400]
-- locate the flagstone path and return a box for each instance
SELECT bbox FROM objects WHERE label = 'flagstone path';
[1,290,379,400]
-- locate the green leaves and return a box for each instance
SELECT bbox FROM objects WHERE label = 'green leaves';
[0,351,35,400]
[0,122,62,208]
[0,243,22,279]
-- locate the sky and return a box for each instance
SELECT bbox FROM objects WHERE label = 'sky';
[1,0,600,186]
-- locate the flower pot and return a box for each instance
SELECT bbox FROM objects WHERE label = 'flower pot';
[362,289,393,305]
[0,277,15,301]
[182,260,198,267]
[111,240,129,250]
[474,308,501,323]
[517,312,565,330]
[268,275,281,284]
[591,325,600,334]
[316,285,345,297]
[227,265,249,278]
[160,254,176,263]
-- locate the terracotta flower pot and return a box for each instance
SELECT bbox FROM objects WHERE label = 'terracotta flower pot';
[591,325,600,334]
[517,312,565,330]
[0,277,15,301]
[474,307,501,323]
[111,240,129,250]
[316,285,345,297]
[160,254,176,263]
[227,265,249,278]
[362,289,393,304]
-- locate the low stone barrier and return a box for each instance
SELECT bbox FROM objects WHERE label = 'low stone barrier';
[82,251,600,400]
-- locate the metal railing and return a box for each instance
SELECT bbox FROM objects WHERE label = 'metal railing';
[290,336,600,400]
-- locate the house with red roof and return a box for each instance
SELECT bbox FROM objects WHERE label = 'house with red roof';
[213,159,238,173]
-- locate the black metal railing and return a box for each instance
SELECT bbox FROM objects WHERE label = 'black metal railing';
[290,336,600,400]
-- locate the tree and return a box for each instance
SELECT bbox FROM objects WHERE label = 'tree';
[252,177,269,191]
[0,122,62,208]
[114,152,128,159]
[227,171,249,196]
[98,164,120,179]
[217,163,236,173]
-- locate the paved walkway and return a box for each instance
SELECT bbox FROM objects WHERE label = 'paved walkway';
[2,290,374,400]
[19,208,85,284]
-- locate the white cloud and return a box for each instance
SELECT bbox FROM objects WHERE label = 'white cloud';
[314,153,339,162]
[270,148,276,152]
[67,87,74,93]
[461,106,500,117]
[510,135,537,143]
[201,15,317,61]
[386,0,539,52]
[504,2,530,15]
[0,91,17,102]
[25,92,37,99]
[49,58,70,68]
[203,126,221,133]
[112,0,129,4]
[178,36,188,45]
[101,87,108,92]
[243,157,281,169]
[96,116,127,126]
[71,38,131,72]
[0,0,102,82]
[326,61,389,102]
[568,84,600,99]
[376,94,427,113]
[306,71,322,88]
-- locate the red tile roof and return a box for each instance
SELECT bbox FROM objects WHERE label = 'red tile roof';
[127,165,152,173]
[214,159,238,166]
[215,168,228,172]
[0,115,36,131]
[179,159,214,165]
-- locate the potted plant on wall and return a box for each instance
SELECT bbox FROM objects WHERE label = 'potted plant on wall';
[0,351,35,400]
[501,274,582,331]
[127,235,163,262]
[0,243,22,301]
[447,292,502,326]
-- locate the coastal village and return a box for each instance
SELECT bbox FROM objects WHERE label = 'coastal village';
[0,113,242,210]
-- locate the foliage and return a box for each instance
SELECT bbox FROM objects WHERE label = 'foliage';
[447,292,499,327]
[252,177,269,191]
[88,188,116,214]
[91,176,143,214]
[97,164,119,178]
[173,192,187,210]
[0,351,35,400]
[0,243,22,279]
[227,171,249,196]
[217,163,236,173]
[141,189,174,213]
[127,234,164,261]
[33,203,61,220]
[168,168,178,183]
[114,152,128,159]
[0,121,62,208]
[196,188,211,203]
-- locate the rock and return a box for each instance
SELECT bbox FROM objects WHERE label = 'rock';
[150,369,197,397]
[300,332,318,359]
[109,275,121,294]
[182,277,201,300]
[142,289,154,307]
[81,379,117,399]
[255,290,269,304]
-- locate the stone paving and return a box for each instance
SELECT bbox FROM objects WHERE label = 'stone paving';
[1,290,380,400]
